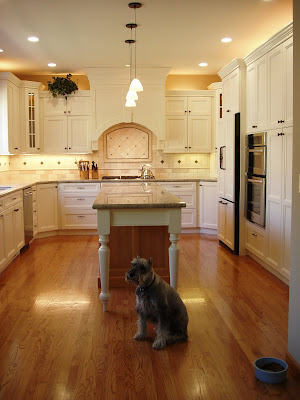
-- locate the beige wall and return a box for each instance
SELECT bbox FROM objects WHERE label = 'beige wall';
[15,74,90,90]
[165,74,221,90]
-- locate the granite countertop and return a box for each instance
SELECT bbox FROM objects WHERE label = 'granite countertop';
[92,182,186,210]
[0,177,217,198]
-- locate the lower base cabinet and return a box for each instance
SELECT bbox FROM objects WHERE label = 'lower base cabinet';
[37,183,58,232]
[198,182,217,230]
[217,199,234,250]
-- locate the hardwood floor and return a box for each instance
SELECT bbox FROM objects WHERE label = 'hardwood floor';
[0,234,299,399]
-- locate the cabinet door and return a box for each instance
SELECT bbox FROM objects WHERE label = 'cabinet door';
[67,96,91,116]
[256,55,268,132]
[0,215,6,272]
[37,184,58,232]
[229,69,240,115]
[165,116,188,152]
[43,97,66,116]
[188,97,211,115]
[222,75,231,117]
[199,183,217,229]
[3,207,16,260]
[165,97,187,115]
[25,88,40,153]
[268,45,284,130]
[283,37,293,128]
[44,116,68,153]
[246,62,256,132]
[224,116,234,202]
[7,81,20,153]
[188,116,211,152]
[14,203,24,252]
[224,201,234,250]
[266,130,283,270]
[217,201,226,242]
[67,116,91,153]
[217,119,226,198]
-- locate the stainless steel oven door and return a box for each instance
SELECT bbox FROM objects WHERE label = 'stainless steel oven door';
[246,175,266,227]
[246,147,266,176]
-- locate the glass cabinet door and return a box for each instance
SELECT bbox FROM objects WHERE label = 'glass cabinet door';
[25,88,40,152]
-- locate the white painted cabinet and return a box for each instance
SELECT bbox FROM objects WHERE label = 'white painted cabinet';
[159,182,197,229]
[217,199,234,250]
[265,128,292,279]
[1,192,24,269]
[164,92,213,153]
[246,55,268,133]
[267,37,293,130]
[0,73,20,154]
[19,82,41,153]
[37,183,58,232]
[198,182,218,231]
[41,92,91,153]
[0,209,6,272]
[58,183,101,229]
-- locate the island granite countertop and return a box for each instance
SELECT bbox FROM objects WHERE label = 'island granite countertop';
[92,182,186,209]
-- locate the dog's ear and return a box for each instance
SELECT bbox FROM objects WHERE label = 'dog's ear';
[148,257,152,267]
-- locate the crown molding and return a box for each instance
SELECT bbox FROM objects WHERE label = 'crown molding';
[207,82,222,90]
[165,90,214,97]
[244,22,293,66]
[19,80,43,89]
[0,72,21,86]
[218,59,245,79]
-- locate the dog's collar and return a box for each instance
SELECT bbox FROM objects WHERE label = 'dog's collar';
[137,275,155,294]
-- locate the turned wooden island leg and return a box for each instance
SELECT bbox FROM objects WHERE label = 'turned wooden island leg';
[169,233,179,289]
[99,234,111,312]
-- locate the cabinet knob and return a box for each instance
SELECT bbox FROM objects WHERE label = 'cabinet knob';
[64,111,66,114]
[252,233,258,237]
[184,146,188,149]
[184,110,187,113]
[226,110,230,112]
[69,147,71,150]
[68,111,71,113]
[188,110,191,113]
[37,147,40,150]
[188,146,191,149]
[14,147,18,150]
[252,125,257,128]
[14,209,19,212]
[65,147,67,150]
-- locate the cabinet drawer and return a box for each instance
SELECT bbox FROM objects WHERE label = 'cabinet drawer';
[61,194,98,209]
[245,222,265,258]
[61,213,97,229]
[59,183,101,193]
[170,192,196,208]
[3,191,22,209]
[160,182,196,191]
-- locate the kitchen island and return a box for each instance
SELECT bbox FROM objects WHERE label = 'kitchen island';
[92,182,186,311]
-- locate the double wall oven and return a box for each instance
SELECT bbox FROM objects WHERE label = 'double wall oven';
[246,132,267,227]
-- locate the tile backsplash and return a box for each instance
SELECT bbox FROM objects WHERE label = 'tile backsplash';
[0,132,216,182]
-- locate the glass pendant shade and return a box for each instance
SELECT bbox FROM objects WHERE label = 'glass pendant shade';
[125,98,136,107]
[129,78,143,92]
[126,90,138,101]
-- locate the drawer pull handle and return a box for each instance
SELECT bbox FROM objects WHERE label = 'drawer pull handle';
[77,198,85,201]
[12,198,17,200]
[14,209,19,212]
[77,215,86,218]
[77,187,85,189]
[252,233,258,237]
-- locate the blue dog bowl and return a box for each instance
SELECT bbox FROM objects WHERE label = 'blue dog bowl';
[254,357,288,384]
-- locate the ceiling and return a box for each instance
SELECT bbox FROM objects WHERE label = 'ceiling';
[0,0,293,76]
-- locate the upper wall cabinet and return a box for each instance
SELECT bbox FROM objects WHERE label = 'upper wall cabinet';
[0,73,20,154]
[244,24,293,134]
[19,81,42,153]
[40,91,92,153]
[268,37,293,130]
[164,91,213,153]
[246,55,268,133]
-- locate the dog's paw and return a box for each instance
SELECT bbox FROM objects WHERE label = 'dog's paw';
[152,339,166,350]
[134,333,146,341]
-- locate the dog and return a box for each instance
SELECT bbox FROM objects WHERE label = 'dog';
[125,256,189,350]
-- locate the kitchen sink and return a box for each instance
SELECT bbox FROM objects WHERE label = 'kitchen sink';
[0,186,12,191]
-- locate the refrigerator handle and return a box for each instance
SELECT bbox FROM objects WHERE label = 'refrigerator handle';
[220,146,226,170]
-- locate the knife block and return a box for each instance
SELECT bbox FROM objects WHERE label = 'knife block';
[79,170,89,180]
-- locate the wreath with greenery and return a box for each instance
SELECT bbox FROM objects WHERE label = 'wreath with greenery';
[47,74,78,98]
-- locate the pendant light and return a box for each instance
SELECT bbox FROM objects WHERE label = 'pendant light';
[125,24,138,106]
[129,2,143,92]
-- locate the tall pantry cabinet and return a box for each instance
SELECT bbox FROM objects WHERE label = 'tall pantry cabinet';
[244,22,293,282]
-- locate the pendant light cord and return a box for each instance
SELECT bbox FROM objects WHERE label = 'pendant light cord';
[134,7,137,79]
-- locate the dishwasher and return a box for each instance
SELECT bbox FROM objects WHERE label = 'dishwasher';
[23,186,34,246]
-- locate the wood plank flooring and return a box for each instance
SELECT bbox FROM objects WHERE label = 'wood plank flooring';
[0,234,299,399]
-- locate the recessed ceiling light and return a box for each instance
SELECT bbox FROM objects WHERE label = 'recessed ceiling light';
[221,37,232,43]
[28,36,39,42]
[199,62,208,67]
[0,49,3,53]
[48,63,56,67]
